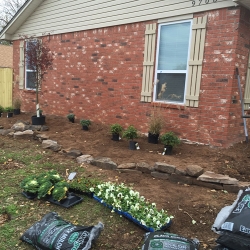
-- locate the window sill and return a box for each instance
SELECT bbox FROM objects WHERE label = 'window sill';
[151,102,186,110]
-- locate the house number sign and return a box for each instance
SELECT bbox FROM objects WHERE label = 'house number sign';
[192,0,217,6]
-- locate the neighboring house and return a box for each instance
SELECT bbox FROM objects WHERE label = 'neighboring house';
[0,44,13,68]
[0,0,250,147]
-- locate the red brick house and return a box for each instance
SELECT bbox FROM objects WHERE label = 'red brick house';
[0,0,250,147]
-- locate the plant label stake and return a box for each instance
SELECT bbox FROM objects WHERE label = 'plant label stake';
[162,148,166,155]
[68,172,77,181]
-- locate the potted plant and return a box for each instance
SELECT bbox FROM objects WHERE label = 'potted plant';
[67,113,75,123]
[23,35,54,125]
[69,177,100,197]
[80,119,91,131]
[110,123,123,141]
[4,106,14,118]
[148,107,163,144]
[13,98,22,115]
[0,105,4,117]
[160,131,180,155]
[123,125,138,150]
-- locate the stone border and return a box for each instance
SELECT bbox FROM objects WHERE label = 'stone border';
[1,121,249,194]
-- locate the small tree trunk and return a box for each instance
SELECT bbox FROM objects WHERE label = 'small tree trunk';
[36,104,40,117]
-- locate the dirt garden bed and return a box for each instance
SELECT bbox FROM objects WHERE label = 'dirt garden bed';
[1,112,250,249]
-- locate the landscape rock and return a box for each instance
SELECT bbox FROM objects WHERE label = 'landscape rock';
[24,125,49,131]
[169,173,193,185]
[136,162,154,173]
[11,121,29,131]
[154,162,176,174]
[186,165,204,177]
[14,130,34,139]
[36,133,50,141]
[0,129,14,136]
[117,163,136,169]
[197,171,239,185]
[175,168,187,176]
[151,171,170,180]
[91,157,117,170]
[117,169,142,174]
[63,148,82,158]
[76,155,94,164]
[42,139,61,152]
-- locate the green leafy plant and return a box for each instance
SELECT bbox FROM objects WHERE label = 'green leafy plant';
[92,182,173,230]
[4,106,13,112]
[13,98,22,109]
[20,170,67,201]
[52,181,69,201]
[67,113,75,119]
[20,176,39,193]
[80,119,91,127]
[110,123,123,135]
[0,105,4,113]
[160,132,180,147]
[70,177,101,193]
[123,125,138,141]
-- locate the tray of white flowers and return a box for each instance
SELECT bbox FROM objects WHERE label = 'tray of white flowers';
[91,182,173,232]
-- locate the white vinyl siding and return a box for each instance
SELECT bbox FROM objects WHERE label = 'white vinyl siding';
[12,0,236,39]
[244,52,250,110]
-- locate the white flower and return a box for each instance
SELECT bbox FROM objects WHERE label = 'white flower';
[89,187,94,192]
[140,220,146,226]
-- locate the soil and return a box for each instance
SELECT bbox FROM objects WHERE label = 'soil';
[1,112,250,249]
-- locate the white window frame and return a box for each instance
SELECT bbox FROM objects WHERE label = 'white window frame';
[153,19,193,105]
[25,39,37,90]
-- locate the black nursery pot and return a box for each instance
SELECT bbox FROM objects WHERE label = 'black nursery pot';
[82,125,89,131]
[31,115,46,125]
[7,112,13,118]
[148,132,159,144]
[129,141,137,150]
[112,133,120,141]
[68,117,75,123]
[13,109,21,115]
[164,145,173,155]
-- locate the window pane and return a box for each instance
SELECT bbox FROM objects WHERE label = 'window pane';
[156,73,186,103]
[158,22,190,70]
[26,71,36,89]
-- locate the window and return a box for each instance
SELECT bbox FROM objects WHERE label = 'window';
[154,20,192,104]
[25,40,37,89]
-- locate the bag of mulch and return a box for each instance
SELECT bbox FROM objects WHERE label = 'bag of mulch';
[215,231,250,250]
[211,190,243,234]
[212,245,234,250]
[20,212,103,250]
[141,231,199,250]
[220,187,250,237]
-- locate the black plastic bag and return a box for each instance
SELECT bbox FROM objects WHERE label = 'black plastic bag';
[215,231,250,250]
[20,212,103,250]
[141,231,199,250]
[220,188,250,237]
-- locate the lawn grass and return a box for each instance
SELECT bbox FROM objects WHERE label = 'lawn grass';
[0,145,145,250]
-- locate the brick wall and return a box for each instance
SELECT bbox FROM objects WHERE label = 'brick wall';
[0,45,13,68]
[12,6,250,147]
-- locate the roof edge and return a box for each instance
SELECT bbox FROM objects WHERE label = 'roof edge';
[0,0,44,41]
